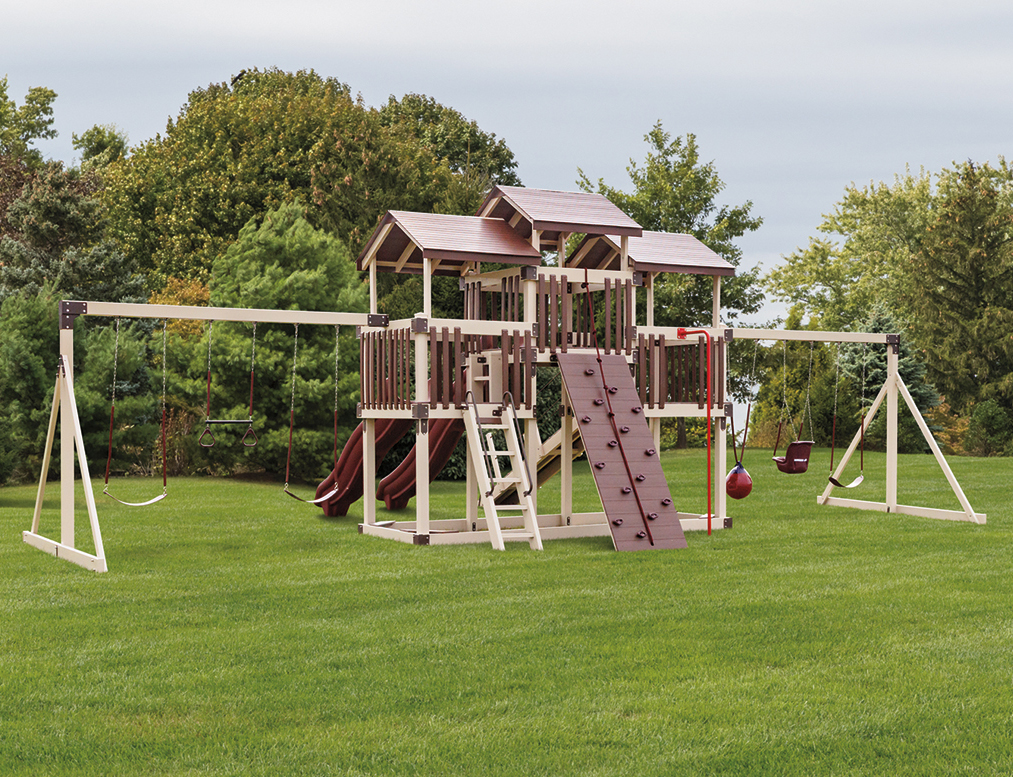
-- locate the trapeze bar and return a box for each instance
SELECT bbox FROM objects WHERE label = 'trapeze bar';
[204,419,255,425]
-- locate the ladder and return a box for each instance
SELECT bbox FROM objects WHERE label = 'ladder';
[463,392,543,551]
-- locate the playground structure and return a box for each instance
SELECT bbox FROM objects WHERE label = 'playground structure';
[24,186,985,572]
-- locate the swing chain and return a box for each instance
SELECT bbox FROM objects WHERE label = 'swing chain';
[111,317,120,406]
[290,323,299,420]
[803,341,815,438]
[333,325,340,415]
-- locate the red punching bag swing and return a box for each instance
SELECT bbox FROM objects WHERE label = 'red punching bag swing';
[726,339,759,499]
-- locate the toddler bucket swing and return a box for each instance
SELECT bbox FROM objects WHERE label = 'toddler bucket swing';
[772,340,814,474]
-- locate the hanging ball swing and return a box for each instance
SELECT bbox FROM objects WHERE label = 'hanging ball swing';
[726,403,753,500]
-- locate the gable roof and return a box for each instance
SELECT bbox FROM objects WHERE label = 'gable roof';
[357,211,542,276]
[568,231,735,276]
[477,185,643,244]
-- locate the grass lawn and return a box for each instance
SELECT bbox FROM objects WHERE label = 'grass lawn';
[1,447,1010,775]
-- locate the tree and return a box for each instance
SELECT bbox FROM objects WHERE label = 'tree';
[378,93,520,186]
[0,161,144,304]
[898,160,1013,415]
[765,169,933,331]
[101,68,475,287]
[0,76,57,170]
[577,122,764,329]
[72,124,129,167]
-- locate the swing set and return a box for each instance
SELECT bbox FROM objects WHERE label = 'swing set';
[728,326,985,526]
[25,301,372,572]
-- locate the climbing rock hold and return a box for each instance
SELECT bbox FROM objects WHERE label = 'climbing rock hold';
[584,368,595,376]
[594,398,604,406]
[645,448,656,456]
[595,462,606,470]
[636,531,647,539]
[612,518,623,526]
[661,498,672,506]
[635,474,646,482]
[632,406,643,414]
[647,512,658,521]
[581,415,592,424]
[621,487,632,494]
[609,386,618,394]
[620,426,630,433]
[608,440,618,448]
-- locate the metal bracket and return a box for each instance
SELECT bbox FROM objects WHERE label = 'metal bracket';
[413,534,430,546]
[520,266,537,281]
[356,402,362,418]
[60,301,87,329]
[724,328,734,342]
[724,402,733,418]
[367,313,389,327]
[626,325,638,341]
[724,517,733,530]
[886,333,900,354]
[412,403,430,419]
[411,316,428,333]
[633,272,645,287]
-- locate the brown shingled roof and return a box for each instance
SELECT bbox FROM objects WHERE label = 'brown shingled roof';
[568,231,735,276]
[357,211,542,276]
[477,185,643,244]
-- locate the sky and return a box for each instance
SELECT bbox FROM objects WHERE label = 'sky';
[5,0,1012,324]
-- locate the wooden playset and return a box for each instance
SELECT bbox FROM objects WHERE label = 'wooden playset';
[24,186,985,572]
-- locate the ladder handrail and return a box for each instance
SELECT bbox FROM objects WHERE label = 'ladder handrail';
[501,391,534,498]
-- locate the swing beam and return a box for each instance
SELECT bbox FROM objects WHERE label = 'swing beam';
[26,300,379,573]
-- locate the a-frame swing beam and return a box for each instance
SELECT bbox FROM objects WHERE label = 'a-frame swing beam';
[730,327,984,526]
[26,300,384,573]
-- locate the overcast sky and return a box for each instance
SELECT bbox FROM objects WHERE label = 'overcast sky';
[6,0,1011,323]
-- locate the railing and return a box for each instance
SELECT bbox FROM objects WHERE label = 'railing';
[635,334,725,410]
[359,322,535,412]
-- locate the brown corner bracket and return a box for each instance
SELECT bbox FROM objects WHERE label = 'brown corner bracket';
[411,317,428,333]
[60,300,87,329]
[413,534,431,546]
[367,313,389,327]
[886,333,900,354]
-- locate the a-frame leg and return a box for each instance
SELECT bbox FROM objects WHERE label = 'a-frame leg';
[23,357,107,572]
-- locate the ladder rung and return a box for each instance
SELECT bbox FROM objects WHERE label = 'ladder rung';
[478,418,505,426]
[502,531,535,540]
[492,477,522,484]
[485,449,512,456]
[493,505,530,512]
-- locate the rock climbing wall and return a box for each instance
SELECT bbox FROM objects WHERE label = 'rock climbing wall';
[556,352,687,551]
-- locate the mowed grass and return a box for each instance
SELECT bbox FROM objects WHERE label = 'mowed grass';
[2,447,1011,776]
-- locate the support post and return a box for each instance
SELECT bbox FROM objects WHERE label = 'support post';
[712,277,722,328]
[886,345,899,512]
[363,419,376,526]
[561,401,573,527]
[414,321,430,537]
[60,327,75,547]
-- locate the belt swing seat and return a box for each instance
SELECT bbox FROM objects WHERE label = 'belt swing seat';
[828,342,866,489]
[284,324,343,505]
[103,318,169,507]
[772,340,815,475]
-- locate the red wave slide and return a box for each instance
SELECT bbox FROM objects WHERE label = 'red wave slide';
[315,418,465,515]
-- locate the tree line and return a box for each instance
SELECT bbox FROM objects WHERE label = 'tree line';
[1,67,1007,489]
